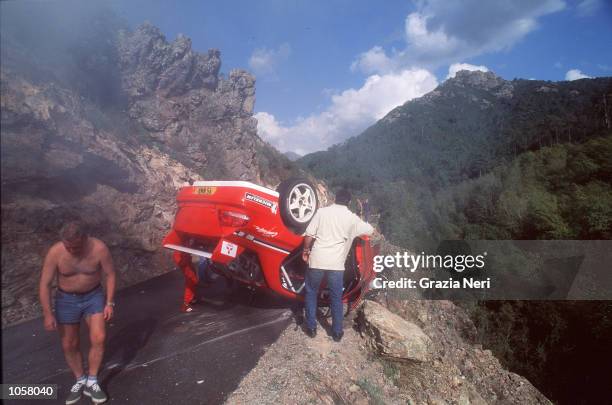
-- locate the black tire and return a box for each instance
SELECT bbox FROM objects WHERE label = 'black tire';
[277,178,319,232]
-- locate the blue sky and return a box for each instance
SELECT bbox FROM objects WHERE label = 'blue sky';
[110,0,612,154]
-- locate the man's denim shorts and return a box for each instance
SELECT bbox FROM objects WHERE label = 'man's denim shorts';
[54,285,105,324]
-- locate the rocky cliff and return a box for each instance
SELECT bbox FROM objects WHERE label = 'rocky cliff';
[116,23,263,181]
[226,297,551,405]
[0,12,296,326]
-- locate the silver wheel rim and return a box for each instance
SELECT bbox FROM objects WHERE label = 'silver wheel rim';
[287,183,317,223]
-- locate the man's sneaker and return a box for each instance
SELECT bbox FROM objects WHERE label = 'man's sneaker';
[332,331,344,342]
[65,381,86,405]
[83,383,108,404]
[181,303,194,312]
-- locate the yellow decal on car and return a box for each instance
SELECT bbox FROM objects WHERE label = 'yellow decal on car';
[194,186,217,195]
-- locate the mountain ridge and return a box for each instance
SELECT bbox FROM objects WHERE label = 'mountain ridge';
[299,70,611,246]
[301,70,611,190]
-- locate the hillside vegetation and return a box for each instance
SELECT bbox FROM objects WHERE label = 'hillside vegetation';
[300,72,612,247]
[298,71,612,405]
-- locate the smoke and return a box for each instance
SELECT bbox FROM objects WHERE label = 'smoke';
[1,0,125,53]
[1,0,128,107]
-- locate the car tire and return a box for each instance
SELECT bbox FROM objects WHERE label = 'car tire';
[277,178,319,233]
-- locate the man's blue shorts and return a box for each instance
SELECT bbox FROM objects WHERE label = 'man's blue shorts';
[54,285,105,324]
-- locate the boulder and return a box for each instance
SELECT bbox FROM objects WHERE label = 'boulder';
[361,300,433,362]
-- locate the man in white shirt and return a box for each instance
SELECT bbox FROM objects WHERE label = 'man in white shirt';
[301,189,374,341]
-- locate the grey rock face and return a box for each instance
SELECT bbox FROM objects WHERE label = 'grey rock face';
[0,68,199,326]
[117,23,261,181]
[453,70,506,90]
[448,70,514,99]
[117,23,221,99]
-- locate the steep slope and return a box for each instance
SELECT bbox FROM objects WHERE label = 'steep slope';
[0,6,297,326]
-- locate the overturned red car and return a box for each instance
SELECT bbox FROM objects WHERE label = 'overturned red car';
[162,178,377,310]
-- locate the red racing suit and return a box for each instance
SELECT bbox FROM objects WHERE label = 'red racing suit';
[173,252,197,304]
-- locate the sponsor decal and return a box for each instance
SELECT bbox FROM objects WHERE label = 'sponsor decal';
[255,225,278,238]
[233,231,291,254]
[245,192,278,213]
[220,241,238,258]
[193,186,217,195]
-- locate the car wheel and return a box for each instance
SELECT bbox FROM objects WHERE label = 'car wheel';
[277,178,319,232]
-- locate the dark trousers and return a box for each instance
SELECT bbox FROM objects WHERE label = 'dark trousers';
[304,268,344,335]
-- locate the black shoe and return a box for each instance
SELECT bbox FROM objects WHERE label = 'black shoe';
[306,328,317,338]
[332,331,344,342]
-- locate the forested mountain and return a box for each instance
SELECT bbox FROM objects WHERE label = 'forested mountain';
[300,71,612,246]
[299,69,612,405]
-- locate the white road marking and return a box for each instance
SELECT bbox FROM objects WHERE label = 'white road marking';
[38,310,292,382]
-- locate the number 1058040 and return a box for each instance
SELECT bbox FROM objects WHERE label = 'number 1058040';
[2,384,57,399]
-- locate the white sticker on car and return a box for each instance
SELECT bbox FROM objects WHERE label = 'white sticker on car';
[245,192,277,213]
[220,241,238,258]
[255,225,278,238]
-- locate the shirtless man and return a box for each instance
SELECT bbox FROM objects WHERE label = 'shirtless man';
[39,221,115,404]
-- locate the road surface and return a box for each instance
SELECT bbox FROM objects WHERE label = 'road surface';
[2,270,295,404]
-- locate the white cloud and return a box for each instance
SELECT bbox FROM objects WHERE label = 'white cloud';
[254,112,288,140]
[577,0,602,16]
[565,69,592,80]
[351,46,396,74]
[259,1,568,155]
[446,63,489,79]
[256,69,438,154]
[351,0,565,72]
[248,43,291,76]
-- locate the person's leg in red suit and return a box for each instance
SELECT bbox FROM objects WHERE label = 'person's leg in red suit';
[173,252,198,312]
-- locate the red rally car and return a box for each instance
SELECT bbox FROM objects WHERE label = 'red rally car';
[162,178,378,310]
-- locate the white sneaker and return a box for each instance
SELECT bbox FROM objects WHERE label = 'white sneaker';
[65,380,86,404]
[83,382,108,404]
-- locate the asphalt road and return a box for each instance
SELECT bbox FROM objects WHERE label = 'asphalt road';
[2,270,296,404]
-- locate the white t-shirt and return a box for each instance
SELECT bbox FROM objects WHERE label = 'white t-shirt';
[304,204,374,271]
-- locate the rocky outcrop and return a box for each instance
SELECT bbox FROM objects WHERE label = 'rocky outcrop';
[0,16,294,326]
[117,24,221,99]
[361,300,433,362]
[384,299,551,404]
[453,70,507,92]
[116,23,261,181]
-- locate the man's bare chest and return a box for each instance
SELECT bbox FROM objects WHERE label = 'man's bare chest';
[58,255,100,277]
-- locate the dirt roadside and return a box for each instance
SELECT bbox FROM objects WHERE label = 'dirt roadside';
[225,297,551,405]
